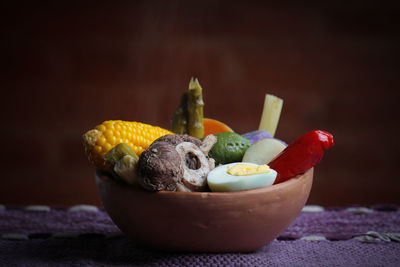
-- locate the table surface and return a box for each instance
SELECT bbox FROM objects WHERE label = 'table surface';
[1,204,399,266]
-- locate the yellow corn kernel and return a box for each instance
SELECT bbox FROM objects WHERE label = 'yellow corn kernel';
[82,120,173,170]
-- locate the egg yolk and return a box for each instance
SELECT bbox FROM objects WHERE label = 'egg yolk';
[226,163,270,176]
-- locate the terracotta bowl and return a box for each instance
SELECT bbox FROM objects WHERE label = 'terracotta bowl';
[95,168,314,252]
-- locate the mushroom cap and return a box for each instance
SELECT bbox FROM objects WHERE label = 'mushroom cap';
[138,141,184,191]
[137,134,217,192]
[152,134,202,147]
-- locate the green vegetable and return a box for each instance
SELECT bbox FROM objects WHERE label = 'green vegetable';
[171,77,205,138]
[104,143,137,168]
[104,143,139,185]
[208,132,250,165]
[171,91,188,135]
[113,154,139,185]
[187,78,204,139]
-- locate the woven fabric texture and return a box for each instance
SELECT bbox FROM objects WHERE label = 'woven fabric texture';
[1,205,399,266]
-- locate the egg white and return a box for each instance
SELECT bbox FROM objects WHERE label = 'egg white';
[207,162,277,192]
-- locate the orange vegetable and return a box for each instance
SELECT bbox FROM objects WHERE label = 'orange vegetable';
[203,118,233,137]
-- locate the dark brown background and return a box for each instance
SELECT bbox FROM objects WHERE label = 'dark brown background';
[1,1,399,207]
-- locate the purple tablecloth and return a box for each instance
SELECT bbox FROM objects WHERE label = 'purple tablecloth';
[1,204,399,266]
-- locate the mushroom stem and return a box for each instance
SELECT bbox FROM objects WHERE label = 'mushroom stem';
[175,142,210,191]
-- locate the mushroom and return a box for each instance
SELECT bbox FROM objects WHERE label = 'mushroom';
[137,134,217,192]
[137,141,183,191]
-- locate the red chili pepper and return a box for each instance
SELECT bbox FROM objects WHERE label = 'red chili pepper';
[269,130,334,184]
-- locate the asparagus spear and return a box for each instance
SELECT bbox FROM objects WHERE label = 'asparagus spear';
[104,143,139,185]
[187,77,205,138]
[258,94,283,137]
[171,91,189,134]
[104,143,137,168]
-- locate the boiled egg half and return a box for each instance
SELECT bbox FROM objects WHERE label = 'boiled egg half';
[207,162,277,192]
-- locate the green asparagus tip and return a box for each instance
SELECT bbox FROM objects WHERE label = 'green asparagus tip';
[189,77,202,91]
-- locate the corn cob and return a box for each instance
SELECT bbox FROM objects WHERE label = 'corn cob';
[82,120,173,170]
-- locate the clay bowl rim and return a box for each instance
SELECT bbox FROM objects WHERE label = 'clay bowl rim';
[96,167,314,195]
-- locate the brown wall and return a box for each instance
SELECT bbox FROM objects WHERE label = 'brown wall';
[1,1,399,206]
